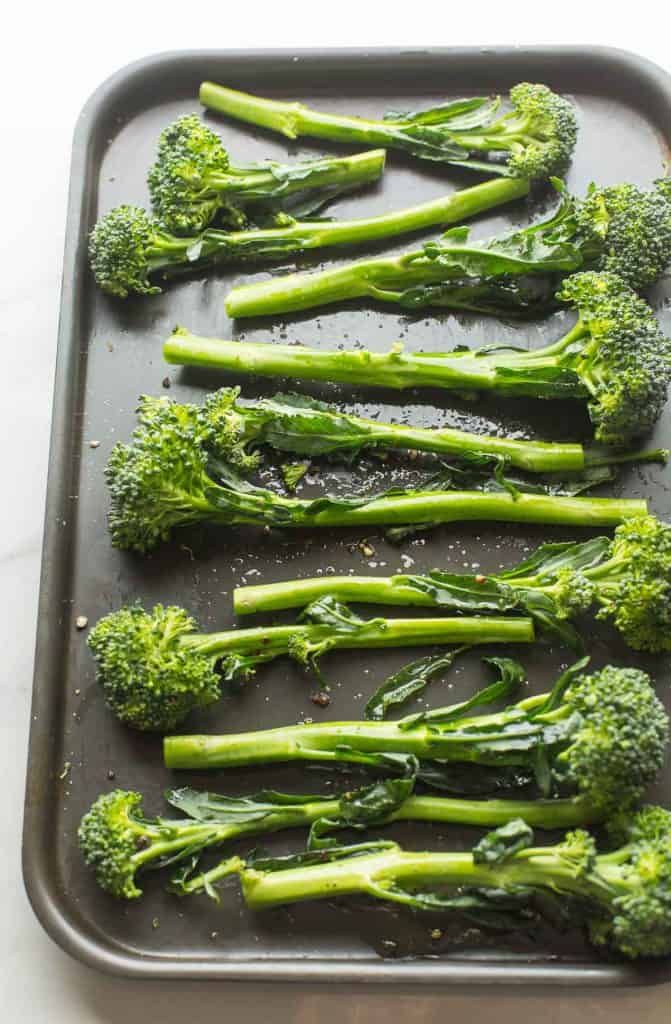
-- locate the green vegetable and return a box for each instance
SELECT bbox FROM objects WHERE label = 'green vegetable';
[78,776,606,901]
[87,599,534,731]
[147,114,386,234]
[176,805,671,959]
[164,661,669,822]
[234,513,671,654]
[153,386,667,477]
[169,272,671,448]
[104,390,646,553]
[223,180,671,317]
[89,175,529,298]
[200,81,577,179]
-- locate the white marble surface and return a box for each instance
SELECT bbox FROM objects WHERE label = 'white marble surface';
[4,4,671,1018]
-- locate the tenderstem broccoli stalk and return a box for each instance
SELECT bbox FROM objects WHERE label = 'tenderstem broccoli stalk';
[174,387,667,476]
[89,175,529,298]
[78,779,602,899]
[164,662,669,826]
[168,272,671,447]
[233,515,671,654]
[148,114,386,234]
[88,599,533,731]
[177,805,671,959]
[106,388,647,554]
[200,82,577,180]
[222,180,671,317]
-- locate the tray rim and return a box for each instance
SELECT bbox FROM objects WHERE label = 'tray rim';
[21,43,671,985]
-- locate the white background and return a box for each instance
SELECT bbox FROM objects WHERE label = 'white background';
[3,3,671,1019]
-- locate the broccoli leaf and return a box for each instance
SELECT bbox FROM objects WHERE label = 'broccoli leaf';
[472,819,535,865]
[364,648,468,720]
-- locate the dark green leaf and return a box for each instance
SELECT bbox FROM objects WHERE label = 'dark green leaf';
[472,819,535,865]
[165,787,322,823]
[364,649,467,720]
[398,656,525,729]
[499,537,611,581]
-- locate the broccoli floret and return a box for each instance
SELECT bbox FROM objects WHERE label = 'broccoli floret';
[78,789,242,899]
[576,180,671,289]
[88,206,168,298]
[105,394,217,552]
[589,805,671,958]
[503,82,578,180]
[148,115,233,234]
[88,604,221,731]
[549,569,596,619]
[591,515,671,651]
[555,666,669,816]
[78,791,148,898]
[553,272,671,446]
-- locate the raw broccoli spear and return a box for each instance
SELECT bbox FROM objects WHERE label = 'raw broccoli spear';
[200,81,578,180]
[78,772,615,900]
[81,744,659,903]
[182,386,667,476]
[89,174,529,298]
[148,114,386,234]
[104,388,646,554]
[177,805,671,959]
[168,272,671,448]
[87,599,533,731]
[165,661,669,826]
[233,514,671,653]
[223,179,671,317]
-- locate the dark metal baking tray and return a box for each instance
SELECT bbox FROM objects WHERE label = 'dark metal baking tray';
[22,45,671,984]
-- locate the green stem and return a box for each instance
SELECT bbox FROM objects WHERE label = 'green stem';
[165,333,583,398]
[234,847,604,911]
[164,705,550,771]
[177,793,599,895]
[234,576,435,615]
[182,615,534,659]
[212,149,386,199]
[200,81,408,146]
[294,491,644,530]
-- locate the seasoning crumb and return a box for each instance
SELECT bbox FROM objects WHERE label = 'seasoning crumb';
[74,688,81,696]
[106,342,114,353]
[75,615,88,630]
[381,939,398,952]
[430,928,443,940]
[359,540,375,558]
[107,769,116,781]
[210,931,219,941]
[310,691,331,708]
[475,574,487,584]
[89,440,100,449]
[58,761,72,780]
[162,376,171,389]
[152,917,160,930]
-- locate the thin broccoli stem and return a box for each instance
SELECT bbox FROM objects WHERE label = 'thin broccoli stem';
[234,576,435,615]
[206,149,386,199]
[180,615,534,659]
[200,81,465,147]
[164,332,587,397]
[242,403,590,475]
[151,174,529,279]
[164,711,547,771]
[222,241,582,317]
[226,847,612,911]
[176,792,599,895]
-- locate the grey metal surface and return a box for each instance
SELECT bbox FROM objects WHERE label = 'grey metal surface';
[21,46,671,983]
